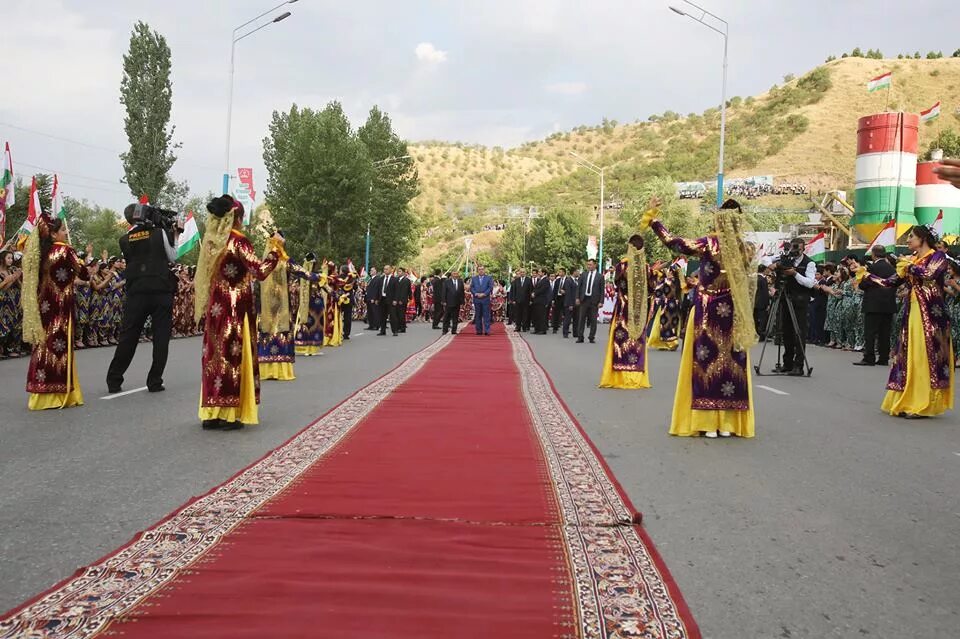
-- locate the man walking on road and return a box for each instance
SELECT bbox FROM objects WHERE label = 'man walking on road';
[551,268,570,334]
[855,246,897,366]
[377,265,400,336]
[531,268,551,334]
[576,259,603,343]
[470,265,493,335]
[511,268,532,332]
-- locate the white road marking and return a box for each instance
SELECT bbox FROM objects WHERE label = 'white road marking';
[352,332,364,337]
[100,386,148,400]
[757,385,789,396]
[954,452,960,457]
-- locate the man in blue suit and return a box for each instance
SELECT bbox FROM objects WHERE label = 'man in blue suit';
[470,265,494,335]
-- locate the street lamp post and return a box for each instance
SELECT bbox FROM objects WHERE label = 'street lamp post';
[223,1,296,195]
[569,152,606,269]
[669,0,728,208]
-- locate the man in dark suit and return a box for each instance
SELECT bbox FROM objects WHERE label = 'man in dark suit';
[569,268,582,338]
[531,268,551,334]
[365,268,382,331]
[414,277,424,320]
[754,265,771,339]
[377,265,400,336]
[560,268,577,338]
[441,271,465,334]
[576,259,603,343]
[430,269,445,329]
[551,268,570,334]
[855,246,897,366]
[510,268,532,332]
[396,267,412,333]
[339,265,356,340]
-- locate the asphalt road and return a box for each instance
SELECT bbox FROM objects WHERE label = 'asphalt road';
[1,322,958,639]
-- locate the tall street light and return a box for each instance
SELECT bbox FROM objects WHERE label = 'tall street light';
[223,1,297,194]
[569,151,606,270]
[669,0,728,208]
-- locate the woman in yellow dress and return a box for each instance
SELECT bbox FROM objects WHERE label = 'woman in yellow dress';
[22,216,90,410]
[860,225,953,418]
[643,198,758,438]
[600,234,652,389]
[195,195,283,430]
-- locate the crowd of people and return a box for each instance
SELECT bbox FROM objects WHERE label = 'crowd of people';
[677,181,809,200]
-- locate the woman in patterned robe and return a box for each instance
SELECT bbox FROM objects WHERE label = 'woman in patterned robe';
[0,250,24,357]
[861,225,954,418]
[22,217,90,410]
[258,255,318,381]
[644,199,757,438]
[840,275,864,351]
[600,235,653,389]
[196,195,282,430]
[648,262,681,351]
[294,257,326,356]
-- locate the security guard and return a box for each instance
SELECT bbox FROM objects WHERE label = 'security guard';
[106,203,178,393]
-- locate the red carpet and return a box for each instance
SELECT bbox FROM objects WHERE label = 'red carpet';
[1,326,699,639]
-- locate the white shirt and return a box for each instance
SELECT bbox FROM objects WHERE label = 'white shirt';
[586,271,596,296]
[382,274,391,297]
[793,257,817,288]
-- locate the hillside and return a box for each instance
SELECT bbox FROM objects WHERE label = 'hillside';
[409,56,960,265]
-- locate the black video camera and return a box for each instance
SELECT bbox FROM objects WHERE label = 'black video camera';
[126,203,179,232]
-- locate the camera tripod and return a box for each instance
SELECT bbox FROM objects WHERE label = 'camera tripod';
[754,286,813,377]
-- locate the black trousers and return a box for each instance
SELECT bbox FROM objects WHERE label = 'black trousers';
[398,299,409,331]
[366,300,380,330]
[342,302,353,338]
[561,305,575,337]
[532,303,548,333]
[551,300,564,331]
[442,305,460,333]
[514,302,530,331]
[106,292,173,390]
[863,312,893,364]
[577,301,599,340]
[415,298,423,319]
[781,296,809,370]
[378,301,399,334]
[432,301,444,328]
[754,307,769,339]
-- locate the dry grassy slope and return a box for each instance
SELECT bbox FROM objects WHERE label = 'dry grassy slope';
[751,57,960,188]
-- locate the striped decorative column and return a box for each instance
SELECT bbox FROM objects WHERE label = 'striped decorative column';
[916,161,960,236]
[853,112,920,243]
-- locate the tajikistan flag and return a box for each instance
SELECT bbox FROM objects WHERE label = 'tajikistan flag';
[20,176,42,235]
[51,175,68,221]
[866,71,892,93]
[867,219,897,252]
[1,142,13,241]
[176,211,200,259]
[920,101,941,122]
[932,210,944,238]
[805,232,826,263]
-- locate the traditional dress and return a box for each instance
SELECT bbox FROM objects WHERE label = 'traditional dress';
[25,242,90,409]
[864,249,954,417]
[839,279,864,350]
[0,268,22,356]
[649,217,756,438]
[294,263,326,356]
[198,229,279,425]
[600,255,652,389]
[648,265,681,351]
[259,258,316,381]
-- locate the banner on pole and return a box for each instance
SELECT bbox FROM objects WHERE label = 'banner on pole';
[586,235,598,260]
[234,168,255,225]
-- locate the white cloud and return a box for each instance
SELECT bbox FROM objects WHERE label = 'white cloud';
[414,42,448,64]
[545,82,587,96]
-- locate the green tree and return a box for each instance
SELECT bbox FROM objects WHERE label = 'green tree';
[358,106,420,265]
[953,49,960,58]
[493,219,527,272]
[119,22,180,206]
[851,47,863,57]
[63,197,126,256]
[524,208,590,270]
[923,129,960,160]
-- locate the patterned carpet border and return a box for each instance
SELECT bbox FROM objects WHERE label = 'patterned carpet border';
[0,335,453,639]
[508,331,701,639]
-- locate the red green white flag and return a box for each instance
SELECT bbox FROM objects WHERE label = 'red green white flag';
[932,210,944,238]
[21,176,41,235]
[867,219,897,252]
[920,101,941,122]
[176,211,200,259]
[804,232,826,263]
[0,142,13,242]
[866,72,892,92]
[51,175,68,221]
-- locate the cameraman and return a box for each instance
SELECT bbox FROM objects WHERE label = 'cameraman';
[106,203,178,394]
[778,238,817,375]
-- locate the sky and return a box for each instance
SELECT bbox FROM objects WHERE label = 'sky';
[3,0,957,212]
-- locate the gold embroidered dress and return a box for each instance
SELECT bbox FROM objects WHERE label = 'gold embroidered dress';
[600,256,652,389]
[25,242,90,410]
[199,229,279,425]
